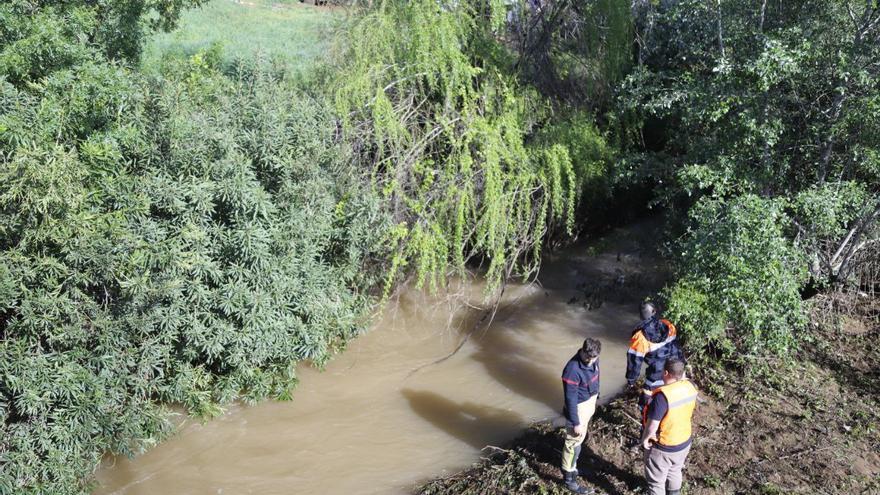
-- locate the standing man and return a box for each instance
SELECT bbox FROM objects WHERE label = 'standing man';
[641,359,697,495]
[626,302,683,409]
[560,338,601,494]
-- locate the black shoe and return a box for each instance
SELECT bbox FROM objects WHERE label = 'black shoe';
[562,470,593,494]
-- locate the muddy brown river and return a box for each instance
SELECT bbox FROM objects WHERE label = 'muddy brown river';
[94,224,663,494]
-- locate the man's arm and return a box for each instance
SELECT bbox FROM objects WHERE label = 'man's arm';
[562,365,581,427]
[641,419,660,449]
[626,333,647,385]
[641,392,667,449]
[591,360,600,398]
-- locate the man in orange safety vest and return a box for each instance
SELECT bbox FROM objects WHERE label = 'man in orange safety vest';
[640,359,697,495]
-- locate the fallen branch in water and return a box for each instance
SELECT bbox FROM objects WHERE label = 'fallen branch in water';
[405,259,539,377]
[405,282,506,377]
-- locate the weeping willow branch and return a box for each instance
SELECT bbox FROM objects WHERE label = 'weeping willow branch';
[333,0,588,295]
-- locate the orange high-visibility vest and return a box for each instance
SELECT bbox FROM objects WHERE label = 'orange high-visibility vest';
[644,379,698,446]
[629,319,679,391]
[628,319,678,358]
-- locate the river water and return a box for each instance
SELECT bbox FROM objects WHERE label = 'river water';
[94,223,663,494]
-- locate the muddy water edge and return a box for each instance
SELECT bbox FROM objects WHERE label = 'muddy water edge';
[93,222,667,495]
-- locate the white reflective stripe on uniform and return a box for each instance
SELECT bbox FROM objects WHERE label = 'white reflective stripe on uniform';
[627,348,645,357]
[667,393,698,409]
[647,334,676,352]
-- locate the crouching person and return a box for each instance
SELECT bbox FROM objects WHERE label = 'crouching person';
[641,359,697,495]
[560,338,601,494]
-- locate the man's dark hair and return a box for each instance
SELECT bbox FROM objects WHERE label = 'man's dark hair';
[640,301,658,316]
[581,338,601,360]
[664,358,686,379]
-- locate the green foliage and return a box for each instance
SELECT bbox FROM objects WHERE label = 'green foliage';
[333,0,601,292]
[792,183,870,243]
[619,0,880,245]
[617,0,880,361]
[0,53,386,493]
[665,195,808,361]
[791,182,879,286]
[0,0,202,85]
[512,0,632,106]
[759,482,786,495]
[702,474,723,489]
[532,113,615,215]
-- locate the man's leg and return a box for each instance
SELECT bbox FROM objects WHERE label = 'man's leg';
[664,444,691,493]
[574,396,597,475]
[561,426,585,472]
[561,396,598,494]
[561,396,597,472]
[644,448,672,495]
[561,426,589,493]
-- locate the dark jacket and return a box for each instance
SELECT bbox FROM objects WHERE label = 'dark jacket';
[626,317,682,390]
[561,354,600,426]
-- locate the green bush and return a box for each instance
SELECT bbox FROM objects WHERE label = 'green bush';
[531,113,615,216]
[791,182,878,286]
[665,195,808,362]
[512,0,632,105]
[0,55,387,493]
[0,0,201,85]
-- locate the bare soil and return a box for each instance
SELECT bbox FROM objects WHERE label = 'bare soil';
[416,295,880,495]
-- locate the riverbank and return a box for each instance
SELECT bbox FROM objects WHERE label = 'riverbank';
[417,293,880,494]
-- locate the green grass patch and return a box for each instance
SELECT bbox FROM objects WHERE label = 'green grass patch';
[143,0,340,72]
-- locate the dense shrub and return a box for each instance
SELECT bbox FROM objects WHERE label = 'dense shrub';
[531,114,615,217]
[0,55,386,493]
[511,0,631,106]
[0,0,201,84]
[665,195,808,362]
[791,182,879,287]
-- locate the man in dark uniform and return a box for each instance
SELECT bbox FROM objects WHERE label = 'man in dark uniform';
[559,338,601,494]
[626,302,683,409]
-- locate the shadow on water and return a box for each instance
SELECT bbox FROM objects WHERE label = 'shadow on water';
[469,326,565,413]
[462,289,640,412]
[401,389,526,449]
